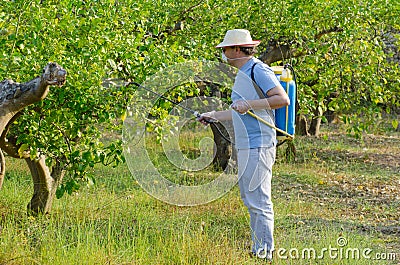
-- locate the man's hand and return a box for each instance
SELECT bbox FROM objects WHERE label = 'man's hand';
[197,111,217,125]
[231,100,251,114]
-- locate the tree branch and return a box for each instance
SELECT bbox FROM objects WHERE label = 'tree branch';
[157,1,203,38]
[259,26,343,64]
[0,111,25,158]
[259,44,305,65]
[0,63,67,133]
[315,26,344,40]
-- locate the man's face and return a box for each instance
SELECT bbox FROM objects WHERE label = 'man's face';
[222,46,237,65]
[223,46,235,55]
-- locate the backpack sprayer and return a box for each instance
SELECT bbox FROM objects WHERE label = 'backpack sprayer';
[272,64,297,142]
[249,63,297,144]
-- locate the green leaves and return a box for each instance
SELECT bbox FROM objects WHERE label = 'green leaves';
[56,179,81,199]
[17,144,29,158]
[392,120,399,131]
[1,0,398,199]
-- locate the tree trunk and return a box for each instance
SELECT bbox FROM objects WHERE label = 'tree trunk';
[26,156,65,215]
[210,122,232,171]
[0,149,4,189]
[309,108,322,136]
[0,62,66,214]
[296,114,309,136]
[0,112,23,190]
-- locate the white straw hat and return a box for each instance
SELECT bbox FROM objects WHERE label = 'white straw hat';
[216,29,261,48]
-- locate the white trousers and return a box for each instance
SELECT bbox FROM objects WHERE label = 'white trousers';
[237,146,276,256]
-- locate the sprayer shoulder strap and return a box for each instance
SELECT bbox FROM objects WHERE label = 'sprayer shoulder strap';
[250,62,267,100]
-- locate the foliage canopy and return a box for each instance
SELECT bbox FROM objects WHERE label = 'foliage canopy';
[0,0,399,195]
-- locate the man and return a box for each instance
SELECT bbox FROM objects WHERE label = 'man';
[198,29,289,262]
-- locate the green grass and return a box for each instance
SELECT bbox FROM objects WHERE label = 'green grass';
[0,125,399,264]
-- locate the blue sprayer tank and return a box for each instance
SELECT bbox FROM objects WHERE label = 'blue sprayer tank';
[271,66,296,141]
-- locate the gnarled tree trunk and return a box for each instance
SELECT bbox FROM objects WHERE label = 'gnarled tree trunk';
[210,122,232,170]
[26,157,65,215]
[309,107,323,136]
[0,62,66,214]
[296,114,309,136]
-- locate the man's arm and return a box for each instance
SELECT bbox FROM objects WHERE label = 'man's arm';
[197,110,232,125]
[231,86,290,114]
